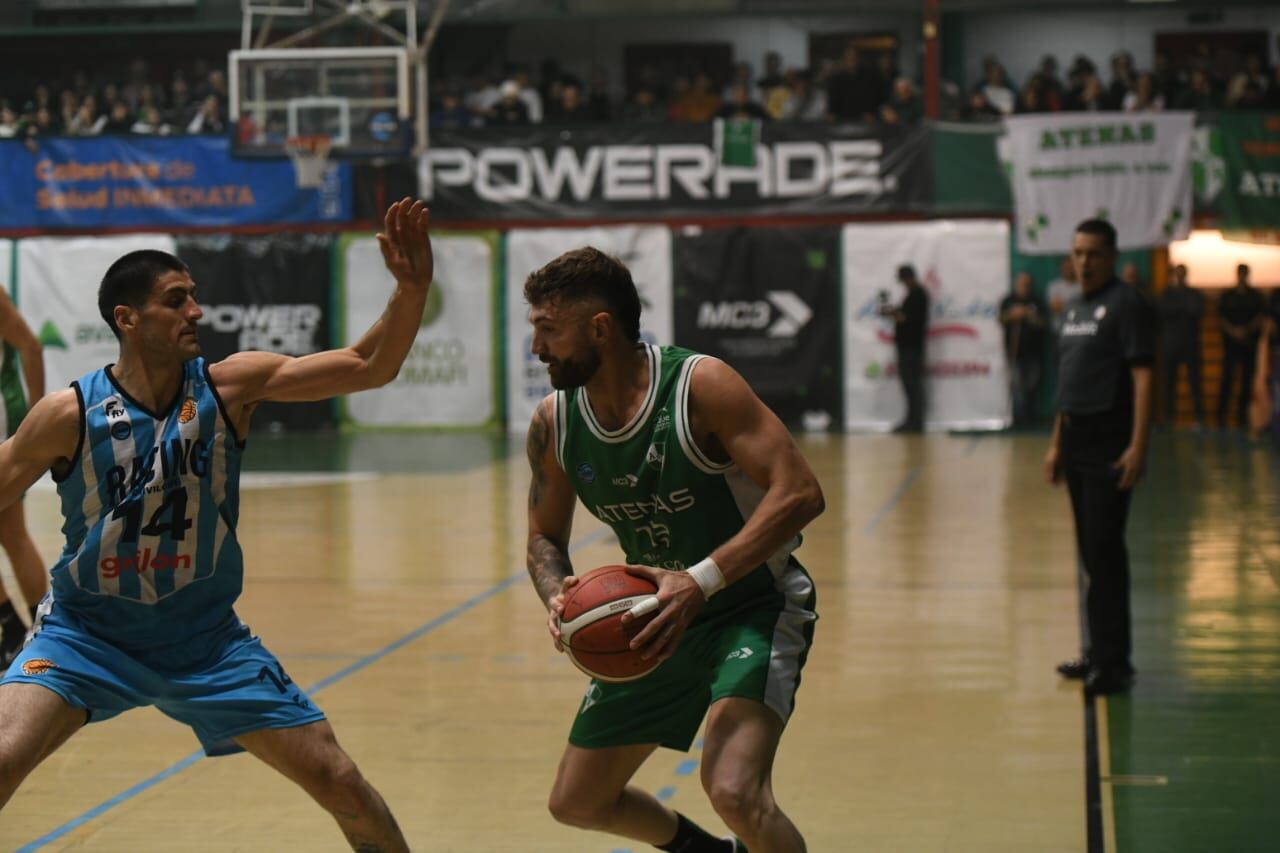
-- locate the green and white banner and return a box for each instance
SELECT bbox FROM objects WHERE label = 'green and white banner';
[1192,112,1280,231]
[1000,112,1194,254]
[505,225,673,432]
[16,234,178,395]
[340,232,499,427]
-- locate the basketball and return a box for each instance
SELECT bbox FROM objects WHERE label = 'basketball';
[558,565,661,683]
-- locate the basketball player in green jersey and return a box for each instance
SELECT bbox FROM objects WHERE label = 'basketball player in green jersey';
[0,287,47,665]
[524,248,824,853]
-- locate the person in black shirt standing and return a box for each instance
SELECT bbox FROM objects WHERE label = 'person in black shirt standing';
[1157,264,1205,427]
[1000,271,1049,426]
[1216,263,1266,429]
[882,264,930,433]
[1044,219,1155,696]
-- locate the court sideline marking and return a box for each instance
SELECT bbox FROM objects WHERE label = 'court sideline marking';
[16,526,614,852]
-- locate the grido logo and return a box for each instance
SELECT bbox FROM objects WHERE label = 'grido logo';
[426,140,890,204]
[199,304,321,356]
[696,291,812,338]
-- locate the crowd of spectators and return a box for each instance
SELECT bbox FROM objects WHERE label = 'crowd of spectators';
[2,40,1276,144]
[0,57,228,147]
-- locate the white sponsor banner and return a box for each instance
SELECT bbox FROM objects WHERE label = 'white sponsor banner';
[17,234,178,394]
[843,221,1011,432]
[342,234,496,427]
[505,225,673,431]
[1000,112,1194,254]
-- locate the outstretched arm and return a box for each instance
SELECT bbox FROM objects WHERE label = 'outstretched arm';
[626,358,824,661]
[208,198,432,431]
[0,390,81,514]
[526,395,580,651]
[0,289,44,402]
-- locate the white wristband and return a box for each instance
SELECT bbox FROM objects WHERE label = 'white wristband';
[687,557,726,599]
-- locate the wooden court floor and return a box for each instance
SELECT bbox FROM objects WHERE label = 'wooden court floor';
[1,430,1269,851]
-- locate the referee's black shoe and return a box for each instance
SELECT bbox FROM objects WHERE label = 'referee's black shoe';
[1055,657,1091,680]
[1084,664,1135,696]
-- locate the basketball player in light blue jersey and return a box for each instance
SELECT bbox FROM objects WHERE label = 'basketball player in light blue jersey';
[0,287,48,664]
[0,198,433,851]
[525,248,825,853]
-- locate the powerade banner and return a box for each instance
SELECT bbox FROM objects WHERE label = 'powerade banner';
[0,137,351,229]
[16,234,179,395]
[340,232,498,427]
[505,226,673,431]
[422,124,929,219]
[673,225,842,430]
[843,221,1011,431]
[176,233,336,431]
[999,112,1194,254]
[1192,113,1280,231]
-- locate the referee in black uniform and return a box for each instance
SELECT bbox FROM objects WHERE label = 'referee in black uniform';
[1044,219,1155,695]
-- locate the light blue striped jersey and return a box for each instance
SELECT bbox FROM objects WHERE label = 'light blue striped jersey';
[51,357,245,665]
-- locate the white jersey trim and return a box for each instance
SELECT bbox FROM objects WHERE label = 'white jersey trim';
[577,344,659,444]
[552,391,568,472]
[675,355,735,476]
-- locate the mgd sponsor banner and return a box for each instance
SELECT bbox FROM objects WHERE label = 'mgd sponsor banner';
[843,221,1010,431]
[673,225,841,429]
[422,124,928,219]
[0,137,351,230]
[1000,112,1193,254]
[176,233,335,430]
[505,226,673,431]
[1192,112,1280,231]
[340,232,498,427]
[17,234,178,395]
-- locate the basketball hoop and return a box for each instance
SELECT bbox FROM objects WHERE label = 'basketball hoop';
[284,135,332,189]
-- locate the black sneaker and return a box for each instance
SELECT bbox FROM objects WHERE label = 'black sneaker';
[1085,665,1135,696]
[1056,657,1091,679]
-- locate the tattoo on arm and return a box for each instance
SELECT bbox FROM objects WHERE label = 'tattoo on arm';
[527,404,551,509]
[527,534,572,607]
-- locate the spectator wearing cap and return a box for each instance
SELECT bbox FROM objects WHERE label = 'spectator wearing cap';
[489,80,531,126]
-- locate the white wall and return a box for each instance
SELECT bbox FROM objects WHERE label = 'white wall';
[504,14,919,98]
[965,8,1280,88]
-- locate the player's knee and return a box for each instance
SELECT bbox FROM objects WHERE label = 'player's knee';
[705,777,769,834]
[547,788,612,830]
[310,754,368,812]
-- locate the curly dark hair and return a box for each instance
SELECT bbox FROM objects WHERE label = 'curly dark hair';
[523,246,641,343]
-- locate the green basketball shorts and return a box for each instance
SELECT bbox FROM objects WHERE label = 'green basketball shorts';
[568,564,817,752]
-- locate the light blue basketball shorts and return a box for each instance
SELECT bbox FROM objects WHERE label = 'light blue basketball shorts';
[1,604,325,756]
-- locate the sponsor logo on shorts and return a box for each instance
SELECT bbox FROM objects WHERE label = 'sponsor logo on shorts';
[179,398,198,424]
[725,647,754,661]
[580,682,603,713]
[21,659,56,676]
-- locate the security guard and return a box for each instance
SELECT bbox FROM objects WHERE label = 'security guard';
[1043,219,1155,696]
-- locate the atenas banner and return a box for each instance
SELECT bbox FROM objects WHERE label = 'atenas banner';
[0,137,351,230]
[1000,112,1194,254]
[340,232,499,428]
[843,220,1011,431]
[505,225,673,431]
[16,234,178,395]
[176,233,336,430]
[1192,112,1280,231]
[421,124,929,220]
[673,225,842,430]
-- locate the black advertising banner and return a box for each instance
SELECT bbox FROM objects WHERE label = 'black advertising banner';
[673,225,843,429]
[176,233,336,431]
[421,123,929,220]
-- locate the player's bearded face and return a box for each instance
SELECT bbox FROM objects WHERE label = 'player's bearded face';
[543,338,601,389]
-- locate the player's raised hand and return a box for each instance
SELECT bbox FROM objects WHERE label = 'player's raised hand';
[376,197,433,291]
[621,565,705,663]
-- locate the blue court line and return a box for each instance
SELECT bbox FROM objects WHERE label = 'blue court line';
[674,759,698,776]
[964,435,981,456]
[862,467,921,534]
[18,526,613,852]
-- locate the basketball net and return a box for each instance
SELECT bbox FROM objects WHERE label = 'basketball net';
[284,135,332,189]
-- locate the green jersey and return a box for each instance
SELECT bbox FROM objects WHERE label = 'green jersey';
[0,341,28,439]
[552,344,800,618]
